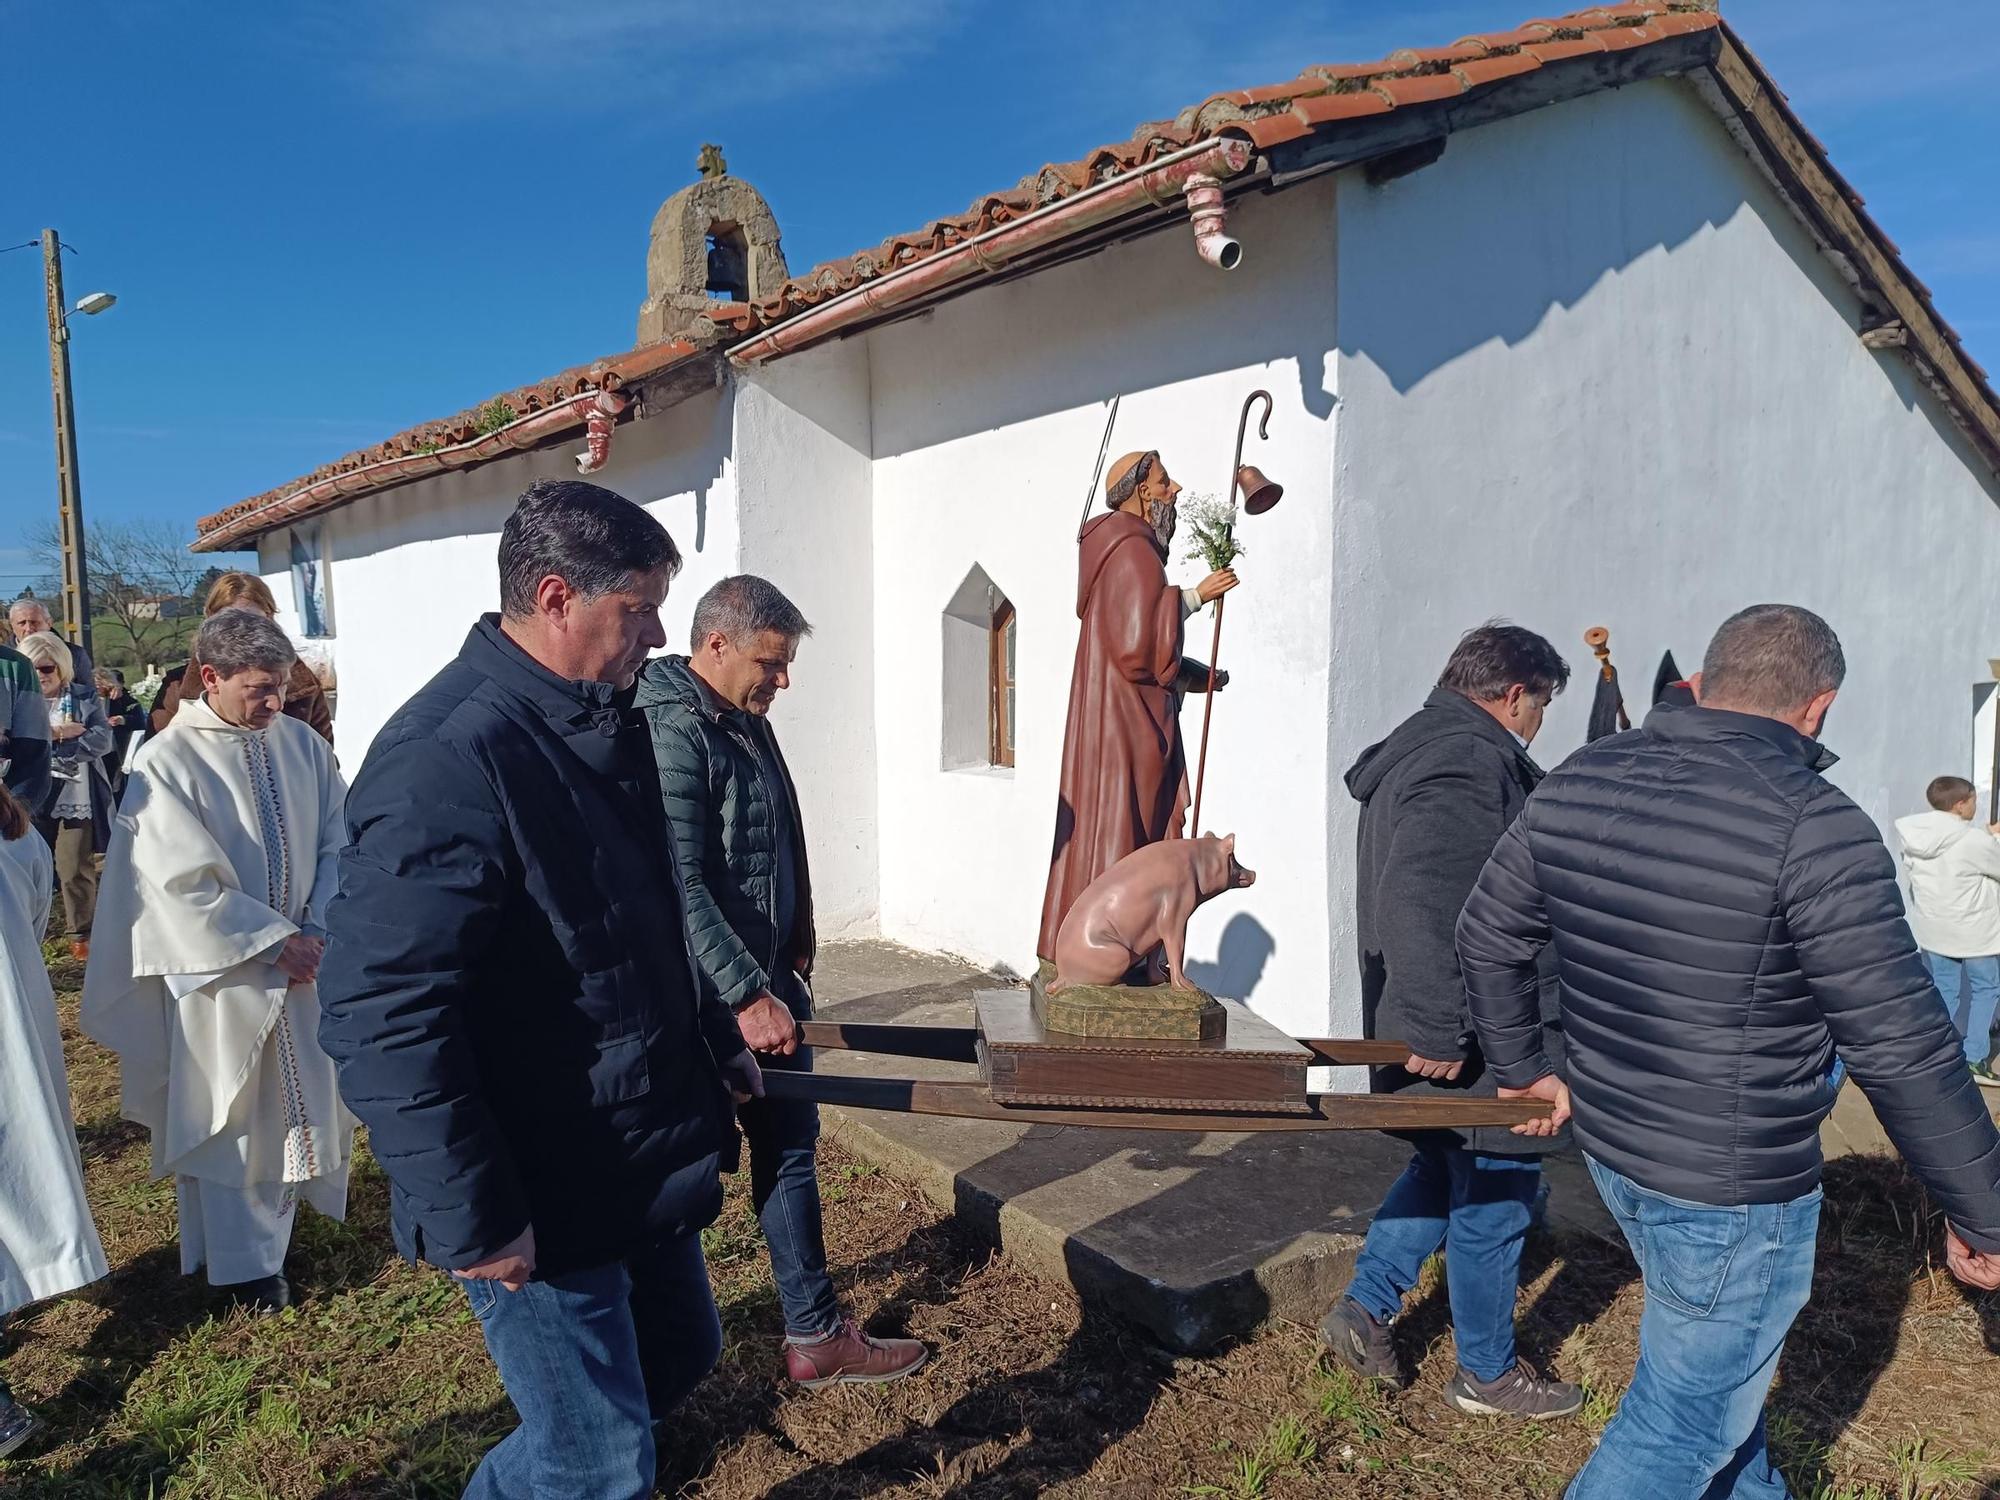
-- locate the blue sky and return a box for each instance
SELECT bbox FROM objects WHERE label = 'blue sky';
[3,0,1994,591]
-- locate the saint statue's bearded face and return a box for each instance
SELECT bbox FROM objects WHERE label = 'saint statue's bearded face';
[1136,461,1183,548]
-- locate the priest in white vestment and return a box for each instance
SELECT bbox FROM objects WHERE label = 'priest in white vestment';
[82,608,354,1313]
[0,778,108,1455]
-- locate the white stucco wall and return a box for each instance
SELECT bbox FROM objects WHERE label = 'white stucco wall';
[865,183,1340,1037]
[257,384,740,765]
[1329,76,2000,1019]
[732,344,881,939]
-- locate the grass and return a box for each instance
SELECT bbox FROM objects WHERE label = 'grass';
[6,952,2000,1496]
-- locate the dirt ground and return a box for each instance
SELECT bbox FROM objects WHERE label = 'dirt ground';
[7,947,2000,1499]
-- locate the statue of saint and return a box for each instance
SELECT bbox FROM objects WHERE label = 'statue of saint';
[1036,449,1238,967]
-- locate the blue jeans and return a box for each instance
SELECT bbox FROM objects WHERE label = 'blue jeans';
[1921,951,2000,1066]
[739,1013,842,1339]
[460,1231,721,1500]
[1342,1136,1542,1382]
[1570,1157,1821,1500]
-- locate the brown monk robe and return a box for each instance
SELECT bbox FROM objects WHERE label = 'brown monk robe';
[1036,450,1237,963]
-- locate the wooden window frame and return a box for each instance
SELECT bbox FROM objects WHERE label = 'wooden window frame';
[989,600,1016,768]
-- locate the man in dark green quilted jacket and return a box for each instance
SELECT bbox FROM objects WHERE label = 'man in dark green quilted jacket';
[637,575,928,1390]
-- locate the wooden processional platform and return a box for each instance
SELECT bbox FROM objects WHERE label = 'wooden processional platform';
[975,989,1313,1115]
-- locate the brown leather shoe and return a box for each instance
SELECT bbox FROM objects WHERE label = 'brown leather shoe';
[784,1318,929,1389]
[68,939,89,963]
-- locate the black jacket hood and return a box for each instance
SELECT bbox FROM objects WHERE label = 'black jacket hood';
[1346,686,1541,803]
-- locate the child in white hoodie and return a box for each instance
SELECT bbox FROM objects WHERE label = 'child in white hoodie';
[1896,775,2000,1086]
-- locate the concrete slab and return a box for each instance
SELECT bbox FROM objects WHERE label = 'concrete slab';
[809,940,1617,1354]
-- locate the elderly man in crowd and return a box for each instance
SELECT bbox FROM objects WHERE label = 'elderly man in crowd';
[321,480,759,1500]
[638,576,928,1389]
[81,609,353,1314]
[7,598,93,708]
[1458,604,2000,1499]
[17,633,114,963]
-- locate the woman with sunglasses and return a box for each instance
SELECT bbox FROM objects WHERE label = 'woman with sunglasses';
[14,634,112,964]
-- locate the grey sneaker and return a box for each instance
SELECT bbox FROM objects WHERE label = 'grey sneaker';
[0,1398,39,1460]
[1444,1361,1583,1420]
[1318,1298,1398,1382]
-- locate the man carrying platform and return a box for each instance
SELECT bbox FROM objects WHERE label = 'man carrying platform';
[1320,623,1583,1421]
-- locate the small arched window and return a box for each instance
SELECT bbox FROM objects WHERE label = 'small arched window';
[942,565,1016,771]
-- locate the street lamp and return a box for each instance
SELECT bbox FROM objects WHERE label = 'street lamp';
[40,228,117,658]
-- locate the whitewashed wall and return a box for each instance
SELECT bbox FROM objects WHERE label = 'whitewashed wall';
[1330,76,2000,1021]
[257,385,739,764]
[733,344,881,939]
[864,183,1341,1037]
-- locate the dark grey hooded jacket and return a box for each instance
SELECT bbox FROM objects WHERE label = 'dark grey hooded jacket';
[1348,686,1564,1155]
[1458,701,2000,1249]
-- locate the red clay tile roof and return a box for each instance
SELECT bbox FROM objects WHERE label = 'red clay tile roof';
[194,341,701,551]
[196,0,2000,547]
[715,3,1723,328]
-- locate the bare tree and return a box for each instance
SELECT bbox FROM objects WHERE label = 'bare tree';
[26,518,215,670]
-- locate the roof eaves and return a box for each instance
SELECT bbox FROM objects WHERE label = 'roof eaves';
[192,339,712,552]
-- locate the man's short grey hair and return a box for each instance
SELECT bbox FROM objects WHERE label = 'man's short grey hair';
[196,608,297,680]
[1699,604,1846,713]
[690,575,812,652]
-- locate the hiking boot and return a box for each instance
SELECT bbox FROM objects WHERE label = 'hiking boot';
[785,1319,928,1389]
[1319,1297,1399,1383]
[223,1274,292,1316]
[0,1398,39,1460]
[1444,1361,1583,1420]
[1973,1062,2000,1090]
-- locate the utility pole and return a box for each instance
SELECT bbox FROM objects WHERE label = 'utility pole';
[42,228,92,657]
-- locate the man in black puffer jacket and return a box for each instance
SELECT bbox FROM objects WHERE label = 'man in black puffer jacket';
[1321,623,1580,1422]
[638,576,927,1390]
[1459,603,2000,1500]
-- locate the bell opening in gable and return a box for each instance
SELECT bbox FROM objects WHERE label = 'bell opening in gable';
[705,221,751,302]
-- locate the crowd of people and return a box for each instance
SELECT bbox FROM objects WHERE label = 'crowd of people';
[3,478,2000,1498]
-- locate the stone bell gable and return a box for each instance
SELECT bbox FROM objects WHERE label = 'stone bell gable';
[637,145,789,346]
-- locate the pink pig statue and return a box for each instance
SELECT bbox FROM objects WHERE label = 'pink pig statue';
[1049,834,1257,993]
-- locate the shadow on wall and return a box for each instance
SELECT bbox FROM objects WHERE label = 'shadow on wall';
[1334,85,1798,398]
[867,185,1338,462]
[1337,77,2000,527]
[1184,912,1275,1003]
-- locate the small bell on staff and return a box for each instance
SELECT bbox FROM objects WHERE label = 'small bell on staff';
[1236,464,1282,515]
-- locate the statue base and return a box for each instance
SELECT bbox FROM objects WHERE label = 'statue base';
[979,988,1311,1115]
[1030,962,1227,1043]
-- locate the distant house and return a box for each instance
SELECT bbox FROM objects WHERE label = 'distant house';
[192,2,2000,1038]
[125,594,192,622]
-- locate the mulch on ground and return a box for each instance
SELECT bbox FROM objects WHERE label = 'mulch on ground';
[5,950,1998,1498]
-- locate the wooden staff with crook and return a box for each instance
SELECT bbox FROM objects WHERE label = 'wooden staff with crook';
[1190,390,1277,836]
